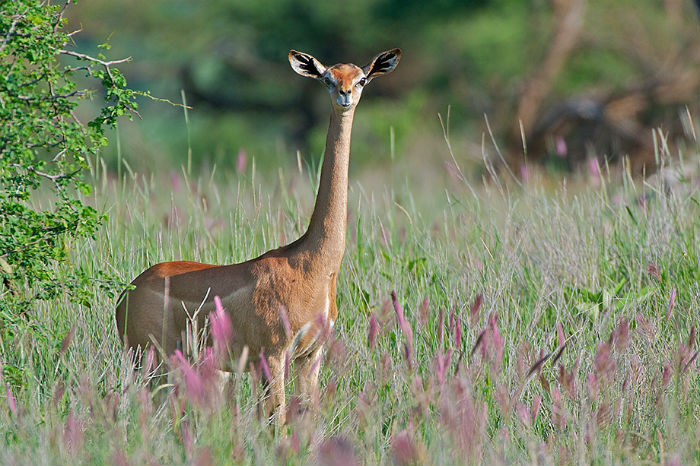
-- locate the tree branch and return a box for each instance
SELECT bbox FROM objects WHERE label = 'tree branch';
[57,49,132,67]
[0,10,25,54]
[56,49,132,83]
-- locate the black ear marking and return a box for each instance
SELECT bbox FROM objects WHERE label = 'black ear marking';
[297,55,320,76]
[372,55,394,73]
[363,48,401,79]
[289,50,327,79]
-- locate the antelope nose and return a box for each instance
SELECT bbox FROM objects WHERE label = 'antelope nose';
[337,91,352,107]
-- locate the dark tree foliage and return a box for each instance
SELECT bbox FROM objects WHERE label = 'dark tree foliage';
[75,0,698,171]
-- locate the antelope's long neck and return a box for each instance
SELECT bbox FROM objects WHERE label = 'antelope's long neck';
[301,108,354,270]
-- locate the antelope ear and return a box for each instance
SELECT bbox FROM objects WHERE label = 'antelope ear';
[362,48,401,81]
[288,50,327,79]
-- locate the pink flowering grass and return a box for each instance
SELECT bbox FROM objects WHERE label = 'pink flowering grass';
[367,314,378,349]
[666,288,677,321]
[170,350,206,404]
[236,148,247,173]
[5,383,16,416]
[7,147,700,465]
[210,296,233,362]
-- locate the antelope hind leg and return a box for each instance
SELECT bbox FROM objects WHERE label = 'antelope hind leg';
[260,353,286,426]
[294,346,322,415]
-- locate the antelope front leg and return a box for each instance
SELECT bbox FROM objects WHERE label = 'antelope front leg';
[260,353,286,426]
[295,346,323,413]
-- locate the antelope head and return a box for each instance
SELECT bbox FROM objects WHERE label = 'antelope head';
[289,48,401,113]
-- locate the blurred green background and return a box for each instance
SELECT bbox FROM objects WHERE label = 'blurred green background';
[67,0,700,177]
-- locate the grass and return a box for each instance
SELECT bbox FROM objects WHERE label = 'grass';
[2,133,700,465]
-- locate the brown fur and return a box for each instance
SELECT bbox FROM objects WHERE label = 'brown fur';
[329,64,363,93]
[115,48,400,425]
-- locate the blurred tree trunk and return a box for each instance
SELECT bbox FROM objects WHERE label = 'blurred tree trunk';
[513,0,587,141]
[505,0,700,173]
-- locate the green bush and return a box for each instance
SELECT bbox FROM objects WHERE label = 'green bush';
[0,0,137,383]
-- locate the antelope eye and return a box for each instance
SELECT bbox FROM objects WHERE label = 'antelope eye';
[358,77,367,86]
[323,76,333,86]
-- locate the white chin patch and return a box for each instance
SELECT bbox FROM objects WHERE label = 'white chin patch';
[336,96,352,107]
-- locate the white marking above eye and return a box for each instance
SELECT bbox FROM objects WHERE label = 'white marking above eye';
[323,74,336,87]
